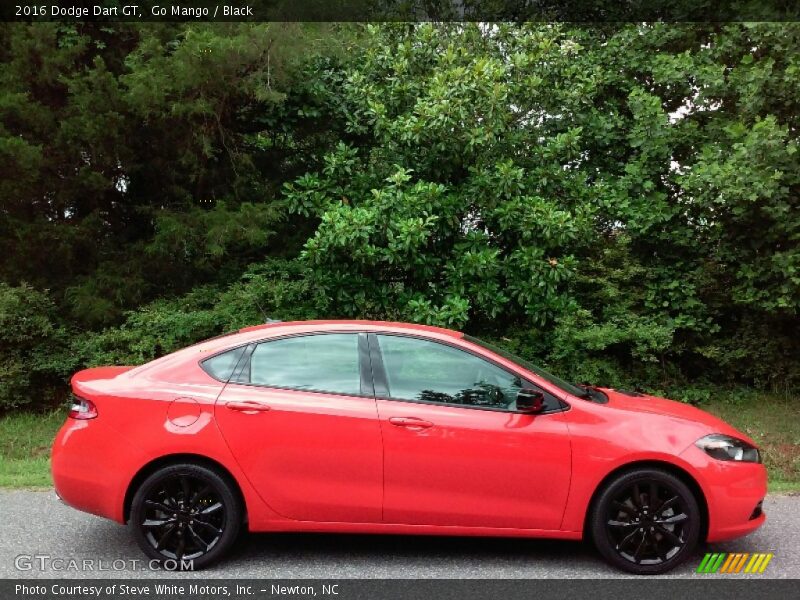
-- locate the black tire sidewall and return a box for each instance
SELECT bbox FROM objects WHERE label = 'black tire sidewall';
[129,463,242,571]
[590,468,701,575]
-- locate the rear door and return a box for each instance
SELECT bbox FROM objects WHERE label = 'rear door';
[213,332,384,523]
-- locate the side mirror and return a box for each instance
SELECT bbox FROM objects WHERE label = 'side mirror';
[516,389,545,413]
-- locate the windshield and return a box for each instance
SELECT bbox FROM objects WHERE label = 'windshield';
[464,335,587,398]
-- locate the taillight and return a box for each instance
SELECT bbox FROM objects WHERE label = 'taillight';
[69,396,98,420]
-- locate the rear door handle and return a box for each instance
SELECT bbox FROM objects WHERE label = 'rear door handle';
[388,417,433,429]
[226,400,271,414]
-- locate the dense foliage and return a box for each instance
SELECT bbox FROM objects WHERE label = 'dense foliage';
[1,22,798,410]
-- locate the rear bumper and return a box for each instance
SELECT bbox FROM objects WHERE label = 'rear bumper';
[680,444,768,542]
[51,418,141,523]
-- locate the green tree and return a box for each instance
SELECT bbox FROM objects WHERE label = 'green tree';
[0,22,340,326]
[2,22,799,411]
[285,23,800,389]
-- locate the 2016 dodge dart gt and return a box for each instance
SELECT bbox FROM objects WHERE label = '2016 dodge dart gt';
[52,320,766,574]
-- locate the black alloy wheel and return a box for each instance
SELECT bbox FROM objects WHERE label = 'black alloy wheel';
[591,468,701,575]
[130,463,242,569]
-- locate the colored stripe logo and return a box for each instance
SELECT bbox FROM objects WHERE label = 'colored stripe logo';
[697,552,773,574]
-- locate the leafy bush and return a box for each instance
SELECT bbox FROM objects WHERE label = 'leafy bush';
[0,284,72,409]
[72,259,327,368]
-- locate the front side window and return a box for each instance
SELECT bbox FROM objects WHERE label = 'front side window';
[376,334,525,410]
[464,334,587,398]
[249,333,361,396]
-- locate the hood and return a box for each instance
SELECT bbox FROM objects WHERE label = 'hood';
[597,387,755,445]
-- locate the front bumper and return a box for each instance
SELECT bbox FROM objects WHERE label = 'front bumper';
[680,443,768,542]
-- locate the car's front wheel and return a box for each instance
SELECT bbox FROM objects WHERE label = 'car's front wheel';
[129,463,242,570]
[590,468,701,575]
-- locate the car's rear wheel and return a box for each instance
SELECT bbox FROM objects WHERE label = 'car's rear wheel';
[590,468,701,575]
[129,463,242,570]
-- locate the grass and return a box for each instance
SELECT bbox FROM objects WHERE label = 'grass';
[0,409,65,488]
[0,392,798,492]
[702,393,800,493]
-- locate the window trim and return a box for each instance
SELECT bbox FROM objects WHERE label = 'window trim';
[202,331,374,399]
[230,343,255,384]
[199,328,571,412]
[366,332,568,415]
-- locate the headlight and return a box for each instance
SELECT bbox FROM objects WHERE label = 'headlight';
[695,434,761,463]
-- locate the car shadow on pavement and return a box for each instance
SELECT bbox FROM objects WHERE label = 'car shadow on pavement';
[220,530,740,578]
[226,532,626,576]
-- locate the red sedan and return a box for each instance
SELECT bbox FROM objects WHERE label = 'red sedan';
[52,320,766,574]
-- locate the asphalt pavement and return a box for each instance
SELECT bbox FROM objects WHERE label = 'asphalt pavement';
[1,490,797,579]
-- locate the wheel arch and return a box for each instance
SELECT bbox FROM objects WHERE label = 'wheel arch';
[123,453,247,524]
[582,459,709,543]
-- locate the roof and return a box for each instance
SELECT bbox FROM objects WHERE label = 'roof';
[126,320,464,380]
[238,319,463,338]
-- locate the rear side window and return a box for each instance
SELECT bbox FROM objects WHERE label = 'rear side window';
[201,346,246,382]
[249,333,361,396]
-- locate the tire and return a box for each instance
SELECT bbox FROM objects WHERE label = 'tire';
[590,468,701,575]
[129,463,242,570]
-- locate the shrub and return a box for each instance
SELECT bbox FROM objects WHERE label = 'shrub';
[0,283,72,409]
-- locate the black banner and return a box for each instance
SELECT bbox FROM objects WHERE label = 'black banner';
[1,0,800,23]
[4,579,800,600]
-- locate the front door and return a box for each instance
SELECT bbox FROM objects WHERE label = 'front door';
[214,332,383,523]
[370,333,572,530]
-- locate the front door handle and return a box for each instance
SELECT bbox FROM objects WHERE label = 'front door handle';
[226,400,271,414]
[388,416,433,429]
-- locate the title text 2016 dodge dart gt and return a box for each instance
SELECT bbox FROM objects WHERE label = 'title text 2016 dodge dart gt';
[52,320,766,574]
